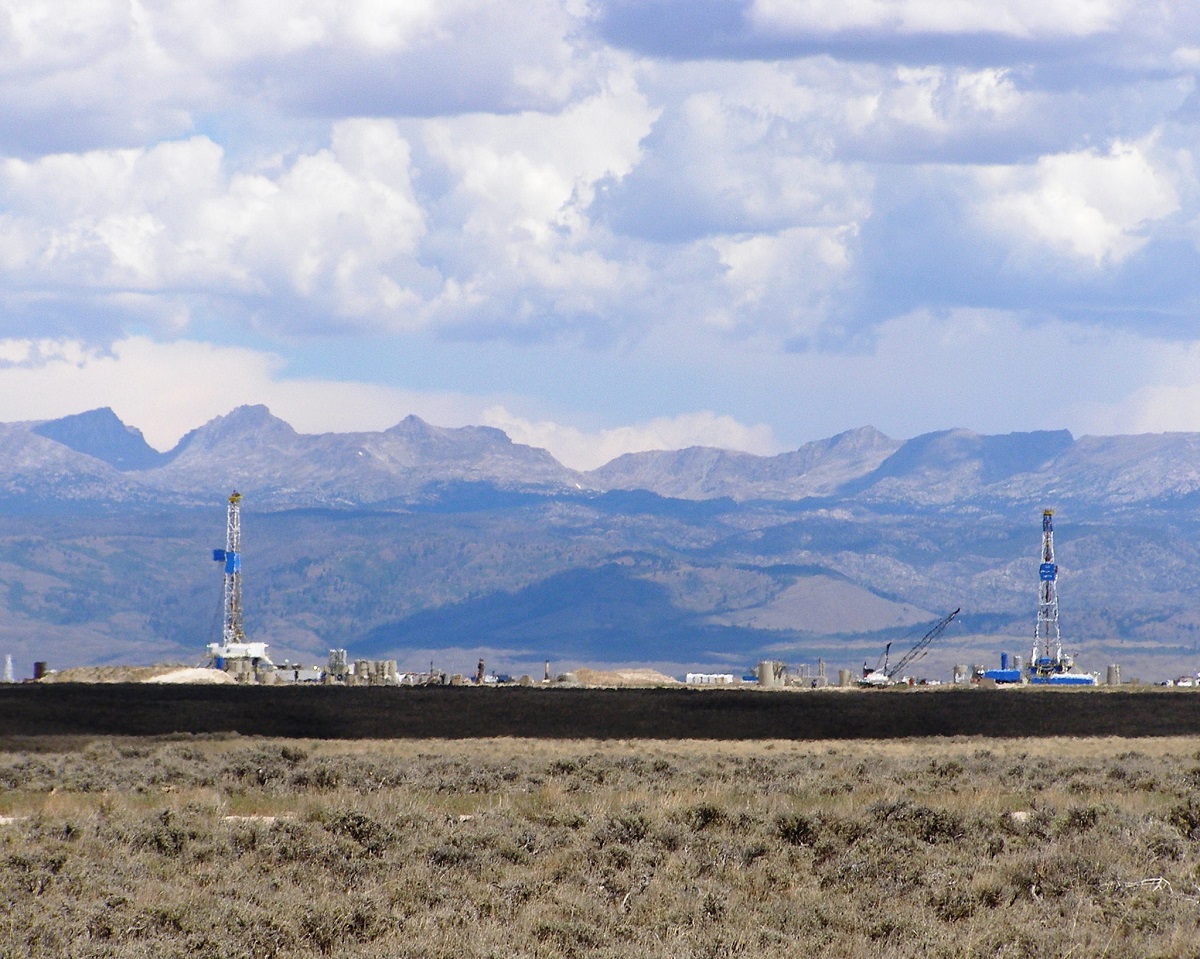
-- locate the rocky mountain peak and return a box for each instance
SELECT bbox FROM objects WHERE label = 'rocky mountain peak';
[824,425,895,452]
[386,414,433,437]
[31,407,166,471]
[169,405,298,455]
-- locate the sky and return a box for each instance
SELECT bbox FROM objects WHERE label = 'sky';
[1,0,1199,469]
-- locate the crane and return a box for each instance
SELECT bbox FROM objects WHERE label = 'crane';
[860,608,961,687]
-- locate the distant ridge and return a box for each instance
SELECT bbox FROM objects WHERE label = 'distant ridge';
[32,408,167,471]
[586,426,900,500]
[16,405,1200,511]
[136,405,583,507]
[837,429,1077,505]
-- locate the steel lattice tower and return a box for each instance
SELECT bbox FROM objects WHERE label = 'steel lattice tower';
[207,490,271,674]
[217,491,244,646]
[1032,508,1062,673]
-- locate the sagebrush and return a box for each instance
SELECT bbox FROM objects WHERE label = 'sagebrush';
[1,734,1199,957]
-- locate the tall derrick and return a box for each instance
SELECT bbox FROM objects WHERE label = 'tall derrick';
[1027,508,1095,684]
[1031,508,1062,676]
[218,491,244,646]
[207,491,271,675]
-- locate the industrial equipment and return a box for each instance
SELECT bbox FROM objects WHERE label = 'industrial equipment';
[979,652,1023,684]
[1027,509,1095,685]
[206,491,271,675]
[859,608,961,687]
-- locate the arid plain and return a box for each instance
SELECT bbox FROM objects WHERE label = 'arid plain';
[3,732,1200,957]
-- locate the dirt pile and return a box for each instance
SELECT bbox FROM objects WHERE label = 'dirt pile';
[571,667,679,687]
[146,667,237,685]
[39,665,235,685]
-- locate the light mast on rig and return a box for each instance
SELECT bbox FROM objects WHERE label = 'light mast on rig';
[207,491,271,676]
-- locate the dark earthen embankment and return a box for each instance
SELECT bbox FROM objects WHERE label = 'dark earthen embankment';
[0,684,1197,740]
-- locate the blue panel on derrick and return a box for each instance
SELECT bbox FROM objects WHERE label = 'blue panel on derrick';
[225,552,240,574]
[1039,563,1057,581]
[213,549,226,562]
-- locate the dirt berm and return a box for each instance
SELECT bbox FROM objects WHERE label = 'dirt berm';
[2,684,1200,740]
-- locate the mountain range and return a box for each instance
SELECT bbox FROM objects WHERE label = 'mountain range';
[4,405,1200,683]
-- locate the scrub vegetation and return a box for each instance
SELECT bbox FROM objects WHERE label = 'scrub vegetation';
[2,734,1199,957]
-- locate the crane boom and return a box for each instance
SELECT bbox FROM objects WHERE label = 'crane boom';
[859,608,960,686]
[887,607,961,680]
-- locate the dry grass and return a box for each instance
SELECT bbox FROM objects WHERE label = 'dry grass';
[2,734,1200,957]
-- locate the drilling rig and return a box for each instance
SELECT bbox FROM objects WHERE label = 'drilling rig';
[1027,509,1094,685]
[207,491,271,677]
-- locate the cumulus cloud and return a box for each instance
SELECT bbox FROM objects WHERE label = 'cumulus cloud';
[0,61,660,342]
[703,226,857,337]
[418,66,657,334]
[748,0,1127,38]
[593,0,1164,65]
[0,1,133,72]
[3,2,1196,356]
[0,124,431,335]
[596,60,874,239]
[3,0,1200,461]
[977,139,1180,266]
[0,0,601,155]
[846,122,1200,328]
[213,0,611,118]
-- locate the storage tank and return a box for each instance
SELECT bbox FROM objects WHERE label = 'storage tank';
[757,661,784,688]
[1106,664,1121,686]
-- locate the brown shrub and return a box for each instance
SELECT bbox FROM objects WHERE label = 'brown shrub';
[0,734,1198,957]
